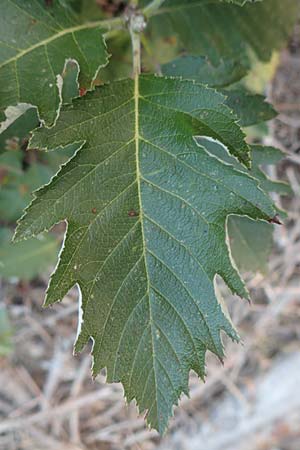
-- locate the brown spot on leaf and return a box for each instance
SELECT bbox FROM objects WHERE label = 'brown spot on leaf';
[128,210,139,217]
[79,87,87,97]
[91,208,97,214]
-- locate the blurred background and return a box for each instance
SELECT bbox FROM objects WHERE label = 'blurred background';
[1,3,300,450]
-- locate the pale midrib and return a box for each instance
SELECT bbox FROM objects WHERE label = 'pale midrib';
[0,19,114,70]
[134,75,147,296]
[134,73,159,416]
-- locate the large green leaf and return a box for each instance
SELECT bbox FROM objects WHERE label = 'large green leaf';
[0,0,108,125]
[145,0,298,64]
[15,75,275,432]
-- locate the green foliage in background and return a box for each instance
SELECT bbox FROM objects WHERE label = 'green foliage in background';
[0,0,298,433]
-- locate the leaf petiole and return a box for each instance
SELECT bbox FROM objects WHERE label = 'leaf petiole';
[130,26,142,77]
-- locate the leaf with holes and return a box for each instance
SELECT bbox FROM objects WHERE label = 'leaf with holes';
[15,75,276,432]
[0,0,109,125]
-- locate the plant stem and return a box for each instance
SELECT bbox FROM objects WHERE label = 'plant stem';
[128,0,165,77]
[130,28,141,77]
[143,0,166,17]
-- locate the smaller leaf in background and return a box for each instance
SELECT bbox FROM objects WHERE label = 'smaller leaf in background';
[228,217,274,274]
[221,89,276,127]
[0,106,39,155]
[0,142,78,230]
[161,56,276,127]
[248,145,292,196]
[0,304,13,357]
[0,149,23,175]
[0,161,53,222]
[196,138,290,273]
[0,227,58,280]
[162,55,248,88]
[0,150,24,221]
[0,60,81,156]
[0,0,109,125]
[143,0,299,64]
